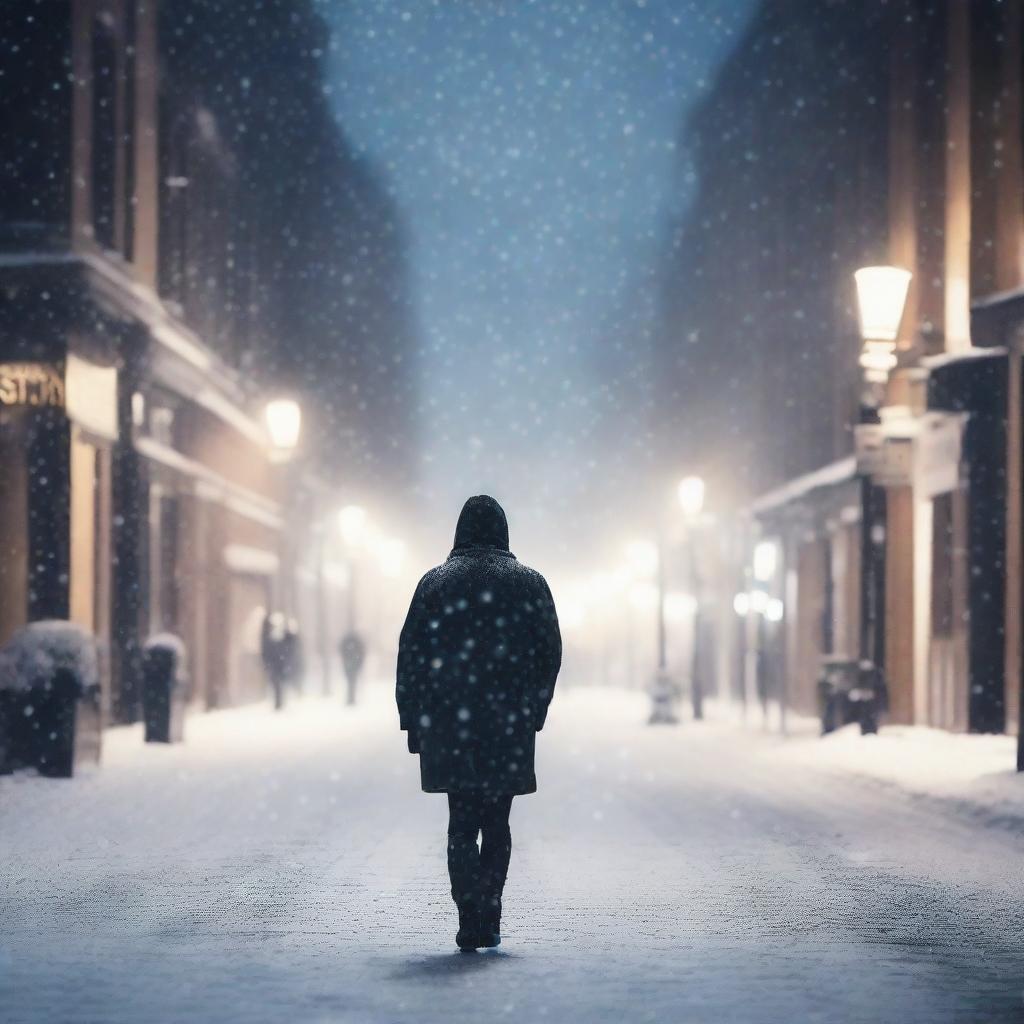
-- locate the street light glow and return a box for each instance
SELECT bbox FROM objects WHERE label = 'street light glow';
[337,504,369,547]
[753,540,778,582]
[664,590,696,623]
[378,537,406,577]
[677,475,705,520]
[560,601,586,630]
[590,569,626,602]
[264,398,302,452]
[854,265,912,343]
[628,581,659,612]
[733,591,750,617]
[859,340,899,382]
[624,539,658,579]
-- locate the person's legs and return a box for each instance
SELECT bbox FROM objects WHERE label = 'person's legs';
[447,792,483,948]
[478,794,513,942]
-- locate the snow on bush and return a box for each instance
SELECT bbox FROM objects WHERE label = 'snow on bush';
[0,620,99,693]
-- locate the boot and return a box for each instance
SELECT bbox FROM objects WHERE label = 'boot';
[479,895,501,948]
[455,902,482,952]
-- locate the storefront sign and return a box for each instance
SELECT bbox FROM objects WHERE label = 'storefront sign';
[0,363,65,408]
[854,423,886,475]
[854,423,913,486]
[917,413,965,497]
[65,354,118,441]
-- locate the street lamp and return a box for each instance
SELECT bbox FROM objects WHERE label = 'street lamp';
[378,537,406,579]
[263,397,303,702]
[648,523,678,725]
[677,475,705,520]
[624,539,658,580]
[337,504,369,549]
[854,266,912,342]
[264,398,302,456]
[334,504,374,707]
[853,265,911,735]
[747,539,780,726]
[854,266,912,384]
[678,475,707,720]
[752,539,778,583]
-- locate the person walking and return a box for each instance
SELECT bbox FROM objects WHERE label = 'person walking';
[339,630,367,706]
[260,612,289,711]
[397,495,561,951]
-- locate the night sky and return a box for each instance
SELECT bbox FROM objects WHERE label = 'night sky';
[317,0,753,566]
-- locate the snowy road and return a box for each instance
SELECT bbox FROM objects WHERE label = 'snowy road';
[2,684,1023,1024]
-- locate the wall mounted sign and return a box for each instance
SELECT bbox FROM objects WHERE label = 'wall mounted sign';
[0,363,65,408]
[854,423,914,487]
[65,353,118,440]
[917,413,966,498]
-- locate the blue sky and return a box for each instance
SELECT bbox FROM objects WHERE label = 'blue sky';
[317,0,753,562]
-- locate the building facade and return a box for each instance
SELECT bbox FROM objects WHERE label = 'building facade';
[657,0,1024,740]
[0,0,413,724]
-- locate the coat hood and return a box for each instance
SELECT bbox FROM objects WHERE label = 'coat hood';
[452,495,510,552]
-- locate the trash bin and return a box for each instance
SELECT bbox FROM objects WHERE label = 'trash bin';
[817,656,858,735]
[817,655,883,736]
[0,620,102,778]
[28,667,84,777]
[142,634,187,743]
[848,662,883,736]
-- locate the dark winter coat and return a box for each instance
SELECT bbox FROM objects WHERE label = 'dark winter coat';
[396,495,561,795]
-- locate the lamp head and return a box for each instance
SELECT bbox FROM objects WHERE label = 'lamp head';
[264,398,302,453]
[677,475,706,520]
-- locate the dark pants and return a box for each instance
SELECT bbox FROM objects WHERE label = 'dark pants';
[447,792,514,914]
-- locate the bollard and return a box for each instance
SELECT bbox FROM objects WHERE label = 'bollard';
[142,635,187,743]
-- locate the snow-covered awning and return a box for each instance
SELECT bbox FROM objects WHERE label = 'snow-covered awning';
[751,455,857,517]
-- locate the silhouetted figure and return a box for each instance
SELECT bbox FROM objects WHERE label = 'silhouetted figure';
[282,619,304,693]
[397,495,561,951]
[340,630,367,706]
[260,612,289,710]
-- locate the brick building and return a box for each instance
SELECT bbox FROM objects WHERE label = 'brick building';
[0,0,416,723]
[656,0,1024,744]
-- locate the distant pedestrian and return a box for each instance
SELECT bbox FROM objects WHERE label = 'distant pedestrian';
[282,619,304,693]
[260,612,289,710]
[339,630,366,706]
[397,495,561,951]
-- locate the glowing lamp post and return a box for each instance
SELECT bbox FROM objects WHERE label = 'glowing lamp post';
[852,266,910,736]
[752,539,779,584]
[378,537,406,579]
[264,398,303,699]
[337,504,369,549]
[677,475,707,720]
[748,537,781,727]
[854,266,912,385]
[337,504,369,635]
[264,398,302,456]
[678,475,705,521]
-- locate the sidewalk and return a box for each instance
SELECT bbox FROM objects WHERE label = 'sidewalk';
[704,699,1024,831]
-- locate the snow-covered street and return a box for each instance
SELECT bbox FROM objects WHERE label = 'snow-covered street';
[2,683,1023,1024]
